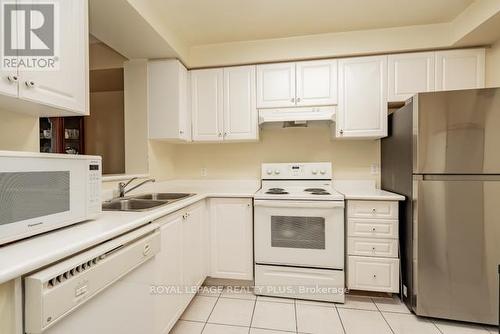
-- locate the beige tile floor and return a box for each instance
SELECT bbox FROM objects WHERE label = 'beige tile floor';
[171,287,498,334]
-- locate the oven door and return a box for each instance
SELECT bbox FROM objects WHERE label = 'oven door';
[254,200,344,269]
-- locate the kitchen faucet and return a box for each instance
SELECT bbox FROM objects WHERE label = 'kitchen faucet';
[118,177,156,197]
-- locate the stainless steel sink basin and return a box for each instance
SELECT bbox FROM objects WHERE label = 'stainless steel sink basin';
[102,193,196,212]
[102,199,168,212]
[132,193,194,201]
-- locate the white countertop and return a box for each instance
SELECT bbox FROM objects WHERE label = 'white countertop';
[0,180,259,285]
[0,178,403,284]
[333,180,405,201]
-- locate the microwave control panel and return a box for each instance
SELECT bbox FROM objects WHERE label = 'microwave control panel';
[88,160,102,211]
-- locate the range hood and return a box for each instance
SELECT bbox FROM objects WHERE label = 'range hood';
[258,106,336,125]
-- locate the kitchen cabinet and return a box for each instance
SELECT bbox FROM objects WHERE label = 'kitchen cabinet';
[435,48,485,91]
[153,212,185,334]
[191,68,224,141]
[336,55,388,139]
[192,66,258,142]
[148,60,190,142]
[0,0,88,116]
[0,70,18,97]
[346,200,400,293]
[223,66,258,141]
[181,201,207,298]
[256,62,296,108]
[209,198,253,280]
[296,59,337,106]
[388,52,435,102]
[256,60,337,108]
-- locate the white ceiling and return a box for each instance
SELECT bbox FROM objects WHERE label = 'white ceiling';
[150,0,474,46]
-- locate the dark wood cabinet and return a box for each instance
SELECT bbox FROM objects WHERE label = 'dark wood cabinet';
[39,117,85,154]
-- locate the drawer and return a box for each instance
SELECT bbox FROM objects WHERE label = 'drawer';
[255,264,345,303]
[348,201,398,219]
[347,256,399,293]
[348,218,398,239]
[348,237,398,258]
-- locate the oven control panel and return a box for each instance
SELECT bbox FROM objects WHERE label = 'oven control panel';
[262,162,332,179]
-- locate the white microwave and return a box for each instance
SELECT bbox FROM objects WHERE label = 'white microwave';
[0,151,102,245]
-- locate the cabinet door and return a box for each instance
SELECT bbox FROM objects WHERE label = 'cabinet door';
[388,52,435,102]
[435,49,485,91]
[256,63,296,108]
[182,202,206,294]
[148,60,190,141]
[296,59,337,106]
[18,0,88,114]
[154,214,185,334]
[337,56,388,139]
[210,198,253,280]
[191,68,224,141]
[223,65,258,141]
[0,69,18,97]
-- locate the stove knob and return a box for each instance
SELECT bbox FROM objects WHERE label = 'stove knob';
[266,169,273,175]
[274,170,281,175]
[320,170,326,175]
[312,170,318,175]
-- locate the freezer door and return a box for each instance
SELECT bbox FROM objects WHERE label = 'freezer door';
[416,88,500,174]
[415,175,500,325]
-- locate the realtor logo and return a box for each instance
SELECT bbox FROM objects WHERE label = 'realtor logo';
[1,1,59,71]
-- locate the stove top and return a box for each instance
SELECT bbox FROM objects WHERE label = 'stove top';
[255,162,345,201]
[255,185,344,201]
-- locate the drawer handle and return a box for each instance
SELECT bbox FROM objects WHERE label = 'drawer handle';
[143,244,151,256]
[372,208,376,213]
[372,227,376,232]
[372,247,376,251]
[373,274,377,279]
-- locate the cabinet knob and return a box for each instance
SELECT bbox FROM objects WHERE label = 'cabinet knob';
[339,129,344,135]
[223,132,227,137]
[373,274,377,279]
[372,208,376,212]
[372,227,376,232]
[372,247,376,251]
[296,97,301,102]
[290,98,295,103]
[25,81,35,88]
[179,130,184,135]
[7,75,18,83]
[218,133,222,137]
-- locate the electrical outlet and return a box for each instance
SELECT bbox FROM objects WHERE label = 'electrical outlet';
[370,163,379,175]
[201,167,208,177]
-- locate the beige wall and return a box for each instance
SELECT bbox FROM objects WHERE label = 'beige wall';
[0,109,39,152]
[149,124,380,183]
[486,39,500,87]
[89,41,127,70]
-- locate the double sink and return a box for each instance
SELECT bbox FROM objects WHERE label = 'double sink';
[102,193,195,212]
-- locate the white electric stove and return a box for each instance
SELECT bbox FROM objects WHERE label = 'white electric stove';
[254,162,346,303]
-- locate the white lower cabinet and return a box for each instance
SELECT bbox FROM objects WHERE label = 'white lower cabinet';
[152,200,208,334]
[347,256,399,293]
[346,200,400,293]
[209,198,253,280]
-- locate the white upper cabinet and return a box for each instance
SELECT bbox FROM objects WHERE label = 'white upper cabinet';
[223,65,258,141]
[191,68,224,141]
[296,59,337,106]
[148,60,190,142]
[435,48,485,91]
[256,63,296,108]
[257,60,337,108]
[337,55,388,139]
[17,0,89,115]
[388,52,435,102]
[0,70,18,97]
[210,198,253,280]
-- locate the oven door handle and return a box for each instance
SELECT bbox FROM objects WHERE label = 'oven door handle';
[253,200,344,209]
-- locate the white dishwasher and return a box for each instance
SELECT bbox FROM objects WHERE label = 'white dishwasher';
[24,223,161,334]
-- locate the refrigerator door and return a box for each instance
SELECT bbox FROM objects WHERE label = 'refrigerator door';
[415,88,500,174]
[414,175,500,325]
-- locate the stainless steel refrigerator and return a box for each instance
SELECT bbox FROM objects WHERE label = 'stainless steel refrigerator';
[381,88,500,325]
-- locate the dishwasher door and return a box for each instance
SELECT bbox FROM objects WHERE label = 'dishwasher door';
[24,224,161,334]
